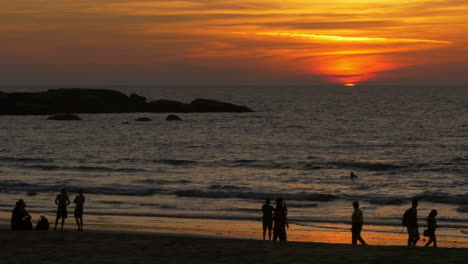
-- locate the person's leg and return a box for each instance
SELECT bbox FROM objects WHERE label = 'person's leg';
[433,235,437,248]
[268,225,272,240]
[424,237,433,247]
[55,216,59,230]
[357,234,367,245]
[272,230,278,241]
[352,231,357,245]
[60,217,65,231]
[80,216,83,231]
[75,217,80,231]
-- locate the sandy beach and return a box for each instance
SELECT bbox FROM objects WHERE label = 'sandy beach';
[1,228,467,264]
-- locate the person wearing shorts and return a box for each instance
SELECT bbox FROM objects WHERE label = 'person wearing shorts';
[55,189,70,231]
[73,189,86,231]
[262,198,274,240]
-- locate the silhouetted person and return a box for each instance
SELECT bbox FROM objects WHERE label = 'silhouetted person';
[73,189,86,231]
[55,189,70,231]
[350,172,357,180]
[262,198,274,240]
[403,200,419,246]
[11,199,32,230]
[273,198,288,241]
[351,201,367,245]
[424,209,438,248]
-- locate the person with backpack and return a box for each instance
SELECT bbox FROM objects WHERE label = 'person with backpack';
[73,189,86,231]
[403,200,419,246]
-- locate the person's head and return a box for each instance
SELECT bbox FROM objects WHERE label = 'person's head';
[78,189,83,195]
[265,198,271,205]
[353,201,359,209]
[412,199,418,208]
[276,197,283,206]
[429,209,438,218]
[16,199,26,208]
[61,189,66,194]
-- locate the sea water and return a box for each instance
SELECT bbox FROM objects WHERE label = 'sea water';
[0,85,467,242]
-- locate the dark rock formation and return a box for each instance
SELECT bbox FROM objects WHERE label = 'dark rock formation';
[0,88,253,115]
[166,114,182,121]
[190,98,253,112]
[129,93,147,104]
[146,100,191,113]
[135,117,152,122]
[47,114,82,120]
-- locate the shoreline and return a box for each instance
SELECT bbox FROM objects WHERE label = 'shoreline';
[1,228,467,264]
[2,213,468,249]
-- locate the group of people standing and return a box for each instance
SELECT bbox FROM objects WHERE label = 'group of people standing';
[11,189,86,231]
[262,198,439,247]
[262,198,288,241]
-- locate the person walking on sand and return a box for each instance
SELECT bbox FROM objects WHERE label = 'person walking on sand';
[261,198,274,240]
[73,189,86,231]
[403,199,419,246]
[273,198,288,241]
[351,201,367,245]
[424,209,438,248]
[55,189,70,231]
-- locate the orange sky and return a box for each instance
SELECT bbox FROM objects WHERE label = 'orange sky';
[1,0,468,85]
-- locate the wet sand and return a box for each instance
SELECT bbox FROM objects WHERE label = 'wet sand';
[1,228,467,264]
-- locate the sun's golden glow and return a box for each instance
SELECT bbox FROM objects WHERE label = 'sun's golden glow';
[1,0,467,84]
[344,83,356,87]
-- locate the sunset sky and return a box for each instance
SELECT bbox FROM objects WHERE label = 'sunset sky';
[2,0,468,85]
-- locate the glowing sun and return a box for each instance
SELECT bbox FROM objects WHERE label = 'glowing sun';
[344,83,356,87]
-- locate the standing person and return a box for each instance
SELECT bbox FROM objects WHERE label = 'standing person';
[351,201,367,245]
[424,209,438,248]
[11,199,32,230]
[55,189,70,231]
[261,198,274,240]
[403,200,419,246]
[272,198,288,241]
[73,189,86,231]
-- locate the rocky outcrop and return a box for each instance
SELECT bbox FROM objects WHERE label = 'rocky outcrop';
[166,114,182,121]
[135,117,152,122]
[47,114,82,120]
[0,88,253,115]
[190,99,253,112]
[146,100,191,113]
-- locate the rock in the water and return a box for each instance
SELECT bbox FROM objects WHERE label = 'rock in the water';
[135,117,152,121]
[0,88,254,115]
[47,114,81,120]
[190,98,253,112]
[122,121,130,125]
[166,114,182,121]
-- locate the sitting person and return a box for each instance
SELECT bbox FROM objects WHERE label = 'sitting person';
[11,199,33,230]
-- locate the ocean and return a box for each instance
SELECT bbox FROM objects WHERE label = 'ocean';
[0,85,467,242]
